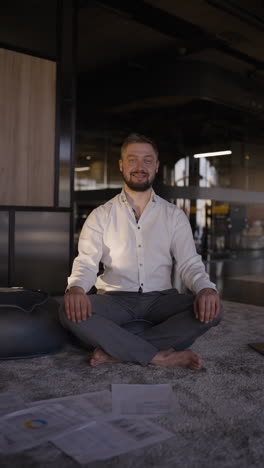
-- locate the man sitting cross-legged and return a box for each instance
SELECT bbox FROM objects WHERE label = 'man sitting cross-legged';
[60,133,223,369]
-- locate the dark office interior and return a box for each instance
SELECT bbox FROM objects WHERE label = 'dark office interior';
[1,0,264,303]
[1,3,264,468]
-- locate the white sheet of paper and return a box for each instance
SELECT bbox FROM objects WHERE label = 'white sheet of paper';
[0,390,112,455]
[52,416,174,464]
[28,390,112,418]
[0,392,25,416]
[0,402,88,454]
[112,384,173,416]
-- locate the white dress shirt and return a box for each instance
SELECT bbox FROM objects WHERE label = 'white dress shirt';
[68,189,216,294]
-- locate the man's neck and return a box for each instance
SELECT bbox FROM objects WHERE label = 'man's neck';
[124,185,152,217]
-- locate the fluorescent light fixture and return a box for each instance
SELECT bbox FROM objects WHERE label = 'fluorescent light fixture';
[193,150,232,158]
[75,166,90,172]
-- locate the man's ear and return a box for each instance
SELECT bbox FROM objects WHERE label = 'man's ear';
[119,159,123,172]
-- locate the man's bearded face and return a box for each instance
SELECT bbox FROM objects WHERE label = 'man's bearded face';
[119,143,159,192]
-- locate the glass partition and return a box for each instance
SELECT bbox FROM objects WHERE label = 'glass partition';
[15,212,70,294]
[75,132,123,191]
[176,197,264,298]
[173,141,264,192]
[0,212,9,286]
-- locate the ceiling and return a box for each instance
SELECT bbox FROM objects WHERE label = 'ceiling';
[2,0,264,153]
[77,0,264,151]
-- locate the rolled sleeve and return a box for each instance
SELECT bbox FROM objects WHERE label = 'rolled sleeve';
[67,208,104,293]
[171,210,216,294]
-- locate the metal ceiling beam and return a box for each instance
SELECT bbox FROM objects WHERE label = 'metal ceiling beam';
[206,0,264,33]
[77,60,264,118]
[83,0,264,69]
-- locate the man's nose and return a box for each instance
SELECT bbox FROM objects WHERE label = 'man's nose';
[135,159,145,170]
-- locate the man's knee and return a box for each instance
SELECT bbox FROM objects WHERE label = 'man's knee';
[59,302,67,327]
[198,302,224,331]
[59,302,74,329]
[212,302,224,327]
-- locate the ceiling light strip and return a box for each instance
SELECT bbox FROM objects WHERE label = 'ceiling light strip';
[193,150,232,158]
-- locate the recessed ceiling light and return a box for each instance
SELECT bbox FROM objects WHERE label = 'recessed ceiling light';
[193,150,232,158]
[75,167,90,172]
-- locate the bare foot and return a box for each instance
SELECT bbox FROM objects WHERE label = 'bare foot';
[89,347,121,367]
[150,348,202,370]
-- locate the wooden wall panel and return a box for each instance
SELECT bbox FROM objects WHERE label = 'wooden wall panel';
[0,49,56,206]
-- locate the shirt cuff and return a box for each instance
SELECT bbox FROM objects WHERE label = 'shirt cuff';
[66,280,88,294]
[193,278,217,295]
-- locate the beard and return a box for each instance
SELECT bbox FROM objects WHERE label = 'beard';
[122,171,155,192]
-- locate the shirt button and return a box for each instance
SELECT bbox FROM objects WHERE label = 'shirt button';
[139,263,143,267]
[138,244,141,247]
[141,283,144,286]
[138,226,140,229]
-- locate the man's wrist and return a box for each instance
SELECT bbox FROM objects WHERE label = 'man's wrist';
[67,286,85,294]
[198,287,218,294]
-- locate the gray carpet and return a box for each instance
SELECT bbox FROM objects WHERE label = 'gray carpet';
[0,300,264,468]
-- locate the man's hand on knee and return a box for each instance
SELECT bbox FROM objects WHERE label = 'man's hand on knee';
[194,288,220,324]
[64,286,92,323]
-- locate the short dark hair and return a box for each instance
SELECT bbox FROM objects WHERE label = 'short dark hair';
[121,133,159,159]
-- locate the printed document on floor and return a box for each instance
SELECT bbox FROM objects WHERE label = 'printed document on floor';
[112,384,174,416]
[52,416,174,464]
[29,390,112,417]
[0,391,111,455]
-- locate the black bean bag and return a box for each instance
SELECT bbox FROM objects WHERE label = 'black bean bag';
[0,288,67,359]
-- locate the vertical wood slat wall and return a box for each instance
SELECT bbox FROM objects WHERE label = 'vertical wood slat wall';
[0,48,56,206]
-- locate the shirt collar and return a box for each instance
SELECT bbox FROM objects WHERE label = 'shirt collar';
[120,187,157,204]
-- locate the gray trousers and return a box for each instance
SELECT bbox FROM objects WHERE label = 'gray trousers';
[59,289,223,366]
